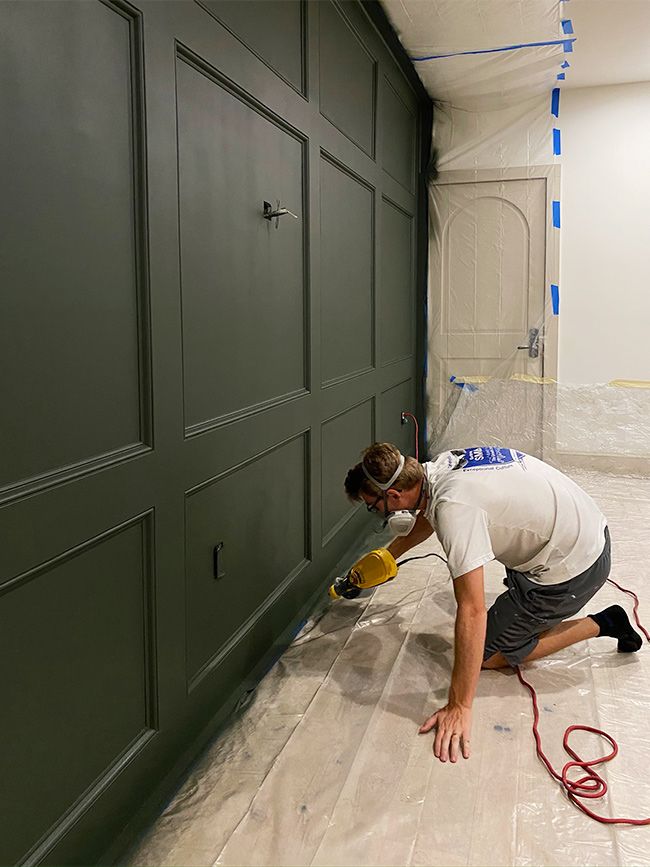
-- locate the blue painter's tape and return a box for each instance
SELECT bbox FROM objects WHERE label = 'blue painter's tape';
[561,60,570,68]
[450,376,478,393]
[411,37,576,61]
[553,128,561,155]
[551,87,560,117]
[551,284,560,315]
[557,72,566,80]
[562,19,574,34]
[552,201,561,228]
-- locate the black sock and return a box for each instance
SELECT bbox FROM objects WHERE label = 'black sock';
[589,604,643,653]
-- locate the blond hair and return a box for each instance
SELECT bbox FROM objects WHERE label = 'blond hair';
[344,442,423,501]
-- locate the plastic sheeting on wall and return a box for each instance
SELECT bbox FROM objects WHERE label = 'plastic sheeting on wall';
[426,163,650,472]
[432,375,650,474]
[382,0,572,168]
[381,1,573,467]
[384,0,650,472]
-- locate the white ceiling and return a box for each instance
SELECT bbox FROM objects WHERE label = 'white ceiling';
[564,0,650,89]
[381,0,650,96]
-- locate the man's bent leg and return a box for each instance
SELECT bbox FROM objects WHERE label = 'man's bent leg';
[483,531,613,669]
[483,617,600,669]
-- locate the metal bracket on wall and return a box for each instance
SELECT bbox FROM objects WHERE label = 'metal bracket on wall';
[263,199,299,229]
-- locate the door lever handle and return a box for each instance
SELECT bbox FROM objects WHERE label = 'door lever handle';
[517,327,540,358]
[263,200,299,228]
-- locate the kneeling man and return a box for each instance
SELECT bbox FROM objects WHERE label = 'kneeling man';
[344,443,642,763]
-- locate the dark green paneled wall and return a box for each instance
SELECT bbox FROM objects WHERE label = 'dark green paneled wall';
[320,157,374,383]
[0,1,431,862]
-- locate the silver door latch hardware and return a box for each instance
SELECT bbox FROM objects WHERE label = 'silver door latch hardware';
[517,327,540,359]
[263,200,299,229]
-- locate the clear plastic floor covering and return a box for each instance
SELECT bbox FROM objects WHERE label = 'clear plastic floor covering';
[127,469,650,867]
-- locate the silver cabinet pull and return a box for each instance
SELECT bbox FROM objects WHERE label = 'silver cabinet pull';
[517,327,540,358]
[263,199,299,229]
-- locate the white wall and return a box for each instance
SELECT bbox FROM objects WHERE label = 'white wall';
[559,82,650,385]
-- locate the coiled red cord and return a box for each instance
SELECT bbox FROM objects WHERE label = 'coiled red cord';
[517,578,650,825]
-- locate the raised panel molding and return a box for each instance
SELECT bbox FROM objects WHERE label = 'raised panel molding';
[380,196,414,366]
[23,728,156,867]
[184,432,310,690]
[0,443,152,508]
[0,511,157,864]
[184,388,310,438]
[321,397,374,544]
[176,48,309,436]
[382,75,416,192]
[319,1,377,156]
[380,377,416,455]
[320,152,375,386]
[0,0,151,496]
[194,0,307,95]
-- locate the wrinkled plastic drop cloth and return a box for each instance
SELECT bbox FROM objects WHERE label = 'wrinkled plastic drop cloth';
[126,470,650,867]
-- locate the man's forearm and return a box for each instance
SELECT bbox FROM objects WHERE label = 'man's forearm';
[387,532,428,559]
[448,606,487,708]
[387,514,433,559]
[388,530,432,560]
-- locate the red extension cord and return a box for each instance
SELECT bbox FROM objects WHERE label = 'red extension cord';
[399,413,648,822]
[401,411,419,461]
[517,578,650,825]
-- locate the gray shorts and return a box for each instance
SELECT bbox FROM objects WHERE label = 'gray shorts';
[483,527,611,667]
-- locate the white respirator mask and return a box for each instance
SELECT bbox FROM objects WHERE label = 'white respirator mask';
[383,509,418,536]
[362,452,423,537]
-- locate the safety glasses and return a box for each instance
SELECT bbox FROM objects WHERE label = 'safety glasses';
[366,492,387,514]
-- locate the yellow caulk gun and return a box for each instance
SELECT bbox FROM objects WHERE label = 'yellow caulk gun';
[328,548,398,600]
